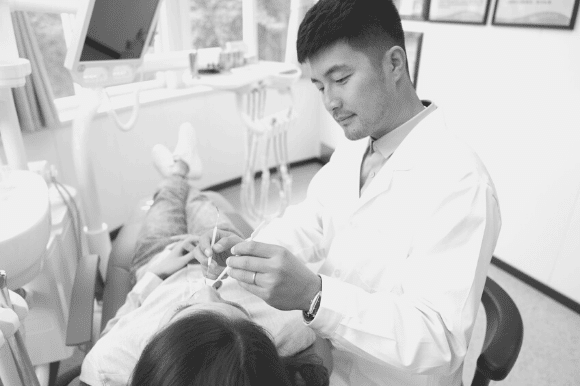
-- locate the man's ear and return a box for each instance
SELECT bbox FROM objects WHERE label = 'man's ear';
[382,46,407,82]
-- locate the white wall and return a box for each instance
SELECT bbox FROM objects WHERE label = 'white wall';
[1,78,321,230]
[406,17,580,301]
[320,14,580,301]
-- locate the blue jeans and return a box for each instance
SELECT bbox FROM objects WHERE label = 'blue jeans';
[130,175,239,284]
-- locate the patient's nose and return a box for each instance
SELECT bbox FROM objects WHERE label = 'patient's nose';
[191,285,222,303]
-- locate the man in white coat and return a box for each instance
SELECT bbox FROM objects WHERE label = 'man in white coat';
[195,0,502,385]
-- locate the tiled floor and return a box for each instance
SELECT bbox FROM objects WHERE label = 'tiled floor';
[59,161,580,385]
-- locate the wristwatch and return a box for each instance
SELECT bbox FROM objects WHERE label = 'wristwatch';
[303,289,322,322]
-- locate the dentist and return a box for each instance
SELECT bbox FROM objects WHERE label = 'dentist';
[196,1,501,385]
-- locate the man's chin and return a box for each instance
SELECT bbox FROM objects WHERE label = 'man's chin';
[343,127,366,141]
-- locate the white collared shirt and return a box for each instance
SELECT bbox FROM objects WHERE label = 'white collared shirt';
[360,101,437,195]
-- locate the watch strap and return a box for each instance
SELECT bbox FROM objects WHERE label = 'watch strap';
[303,290,321,322]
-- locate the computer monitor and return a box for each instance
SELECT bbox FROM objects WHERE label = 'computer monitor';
[65,0,163,88]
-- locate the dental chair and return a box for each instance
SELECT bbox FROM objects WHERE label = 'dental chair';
[53,196,523,386]
[53,191,253,386]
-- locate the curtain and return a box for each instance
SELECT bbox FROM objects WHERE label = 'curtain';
[285,0,316,77]
[11,11,59,133]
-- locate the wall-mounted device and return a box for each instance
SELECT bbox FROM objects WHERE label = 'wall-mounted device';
[64,0,163,88]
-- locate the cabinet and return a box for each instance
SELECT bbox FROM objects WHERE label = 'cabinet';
[22,184,85,366]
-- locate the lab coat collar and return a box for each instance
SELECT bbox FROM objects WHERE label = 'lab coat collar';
[354,104,446,211]
[371,100,436,160]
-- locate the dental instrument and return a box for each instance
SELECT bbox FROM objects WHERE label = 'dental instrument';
[212,267,231,289]
[211,217,272,289]
[208,206,220,269]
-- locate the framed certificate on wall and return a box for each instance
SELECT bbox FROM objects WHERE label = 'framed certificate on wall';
[404,31,424,89]
[394,0,429,20]
[492,0,580,29]
[428,0,491,24]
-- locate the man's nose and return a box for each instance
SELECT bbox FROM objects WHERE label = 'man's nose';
[323,90,341,112]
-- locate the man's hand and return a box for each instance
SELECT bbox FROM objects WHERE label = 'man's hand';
[227,241,321,312]
[193,229,244,279]
[147,234,198,280]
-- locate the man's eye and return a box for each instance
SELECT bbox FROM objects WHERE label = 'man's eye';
[317,87,324,93]
[336,75,350,84]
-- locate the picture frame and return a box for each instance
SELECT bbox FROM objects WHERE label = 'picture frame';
[404,31,423,89]
[428,0,491,24]
[394,0,430,20]
[492,0,580,29]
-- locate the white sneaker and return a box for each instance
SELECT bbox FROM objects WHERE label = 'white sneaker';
[173,122,203,180]
[151,144,174,177]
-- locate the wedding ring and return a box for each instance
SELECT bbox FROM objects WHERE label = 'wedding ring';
[252,271,257,285]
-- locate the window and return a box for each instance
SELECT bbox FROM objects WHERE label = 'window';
[25,0,301,106]
[28,12,75,99]
[186,0,243,49]
[257,0,290,62]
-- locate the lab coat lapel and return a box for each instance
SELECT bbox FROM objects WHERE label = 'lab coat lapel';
[355,152,412,211]
[352,109,444,213]
[341,139,370,210]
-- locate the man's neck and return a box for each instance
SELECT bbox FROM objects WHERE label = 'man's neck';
[373,94,425,140]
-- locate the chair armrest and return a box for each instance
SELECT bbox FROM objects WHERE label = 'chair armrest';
[477,277,524,381]
[66,254,100,346]
[54,366,82,386]
[100,198,151,331]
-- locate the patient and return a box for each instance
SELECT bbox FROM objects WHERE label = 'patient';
[131,310,328,386]
[79,123,330,386]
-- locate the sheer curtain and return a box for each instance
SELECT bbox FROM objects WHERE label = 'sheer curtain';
[285,0,316,76]
[11,11,59,133]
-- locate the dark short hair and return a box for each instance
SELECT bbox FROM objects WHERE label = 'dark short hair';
[130,311,329,386]
[297,0,406,64]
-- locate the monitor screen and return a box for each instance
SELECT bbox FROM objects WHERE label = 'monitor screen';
[79,0,160,62]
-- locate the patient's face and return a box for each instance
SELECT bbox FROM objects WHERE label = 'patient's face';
[159,285,251,327]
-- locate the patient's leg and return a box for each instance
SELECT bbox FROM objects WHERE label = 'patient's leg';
[185,188,241,238]
[131,161,190,282]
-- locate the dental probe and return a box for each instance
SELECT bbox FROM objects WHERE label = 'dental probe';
[211,217,272,289]
[208,206,220,270]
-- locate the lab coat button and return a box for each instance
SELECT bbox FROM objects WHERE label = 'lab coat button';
[334,269,342,277]
[370,172,375,178]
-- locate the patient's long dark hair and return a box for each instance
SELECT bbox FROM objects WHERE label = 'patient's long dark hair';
[129,311,329,386]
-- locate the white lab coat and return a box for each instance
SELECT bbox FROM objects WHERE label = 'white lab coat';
[253,106,502,386]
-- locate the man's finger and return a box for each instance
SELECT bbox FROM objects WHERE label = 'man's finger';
[187,234,200,243]
[180,249,195,260]
[227,255,270,273]
[170,234,190,241]
[192,246,208,264]
[182,242,196,252]
[230,241,276,259]
[237,280,267,298]
[214,233,241,251]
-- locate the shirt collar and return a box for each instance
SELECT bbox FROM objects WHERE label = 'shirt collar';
[371,100,437,159]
